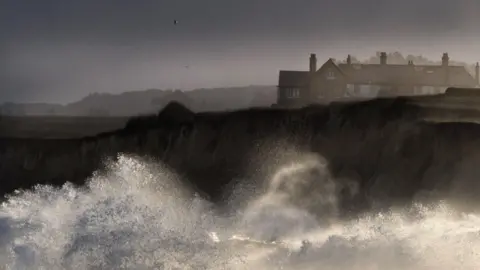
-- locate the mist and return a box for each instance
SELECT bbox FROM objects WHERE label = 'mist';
[2,0,480,103]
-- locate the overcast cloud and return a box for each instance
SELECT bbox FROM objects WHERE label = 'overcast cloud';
[1,0,480,103]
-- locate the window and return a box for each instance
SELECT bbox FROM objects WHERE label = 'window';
[285,88,300,98]
[359,84,371,94]
[354,84,380,97]
[345,84,355,97]
[326,70,336,80]
[422,86,435,94]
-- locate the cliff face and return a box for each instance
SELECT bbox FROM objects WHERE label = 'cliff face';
[2,98,480,216]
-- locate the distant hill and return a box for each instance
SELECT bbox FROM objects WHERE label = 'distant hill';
[0,86,276,116]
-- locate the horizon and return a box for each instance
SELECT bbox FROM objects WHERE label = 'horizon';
[0,84,276,106]
[2,1,480,103]
[2,51,478,105]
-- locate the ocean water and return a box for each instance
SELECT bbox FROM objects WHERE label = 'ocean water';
[0,154,479,269]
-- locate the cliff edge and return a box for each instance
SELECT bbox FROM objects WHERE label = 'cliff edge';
[2,97,480,215]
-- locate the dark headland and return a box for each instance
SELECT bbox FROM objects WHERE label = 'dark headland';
[3,92,480,216]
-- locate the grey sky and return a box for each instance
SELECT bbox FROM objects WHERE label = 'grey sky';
[1,0,480,103]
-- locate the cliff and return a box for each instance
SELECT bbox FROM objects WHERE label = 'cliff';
[0,116,128,138]
[2,98,480,216]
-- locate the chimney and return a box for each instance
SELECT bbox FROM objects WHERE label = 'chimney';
[380,52,387,65]
[476,62,479,86]
[347,54,352,65]
[442,53,449,85]
[442,53,449,67]
[309,53,317,73]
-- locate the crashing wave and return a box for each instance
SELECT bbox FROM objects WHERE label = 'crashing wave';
[0,154,479,269]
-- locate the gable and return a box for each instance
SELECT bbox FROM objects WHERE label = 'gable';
[314,58,347,81]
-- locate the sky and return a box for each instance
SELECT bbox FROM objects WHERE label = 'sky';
[1,0,480,103]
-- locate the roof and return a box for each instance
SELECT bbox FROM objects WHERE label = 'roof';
[323,58,348,77]
[278,70,309,87]
[278,62,477,88]
[278,59,347,87]
[337,63,476,87]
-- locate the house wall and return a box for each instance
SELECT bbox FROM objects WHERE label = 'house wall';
[414,86,447,95]
[346,84,440,97]
[345,84,447,97]
[345,85,449,97]
[278,82,448,106]
[346,84,380,97]
[311,66,347,101]
[277,86,306,106]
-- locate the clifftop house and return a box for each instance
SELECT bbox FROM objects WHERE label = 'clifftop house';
[277,52,480,107]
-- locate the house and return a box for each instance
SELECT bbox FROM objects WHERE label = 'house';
[277,52,480,107]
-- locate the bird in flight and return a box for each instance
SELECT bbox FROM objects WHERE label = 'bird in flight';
[173,20,179,25]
